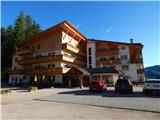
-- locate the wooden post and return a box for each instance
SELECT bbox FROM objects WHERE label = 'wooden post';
[80,75,83,89]
[90,75,92,82]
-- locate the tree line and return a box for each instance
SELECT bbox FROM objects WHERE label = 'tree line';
[1,11,42,82]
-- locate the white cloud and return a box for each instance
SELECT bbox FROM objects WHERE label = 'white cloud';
[144,64,154,68]
[106,28,111,32]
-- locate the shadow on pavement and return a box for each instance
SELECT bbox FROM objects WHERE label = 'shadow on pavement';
[58,89,160,98]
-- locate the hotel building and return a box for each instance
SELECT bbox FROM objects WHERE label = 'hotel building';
[8,21,145,87]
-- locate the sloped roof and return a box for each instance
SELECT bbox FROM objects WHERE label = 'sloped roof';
[88,39,143,47]
[87,66,123,74]
[18,20,87,47]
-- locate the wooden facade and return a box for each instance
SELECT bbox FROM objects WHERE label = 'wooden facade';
[10,21,87,79]
[9,21,144,86]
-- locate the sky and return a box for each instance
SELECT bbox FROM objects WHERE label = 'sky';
[1,1,160,67]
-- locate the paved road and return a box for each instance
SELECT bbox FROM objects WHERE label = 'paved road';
[36,87,160,113]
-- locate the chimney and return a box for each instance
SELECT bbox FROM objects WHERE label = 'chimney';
[130,39,133,44]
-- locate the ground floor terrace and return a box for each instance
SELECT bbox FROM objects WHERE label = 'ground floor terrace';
[8,67,121,88]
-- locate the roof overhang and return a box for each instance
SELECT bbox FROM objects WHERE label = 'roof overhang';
[18,20,87,47]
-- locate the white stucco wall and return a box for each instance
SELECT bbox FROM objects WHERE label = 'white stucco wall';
[9,74,29,84]
[115,64,138,81]
[87,41,96,68]
[62,32,78,46]
[12,55,24,70]
[119,45,130,64]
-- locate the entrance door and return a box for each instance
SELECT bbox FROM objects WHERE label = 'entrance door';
[83,76,90,87]
[63,76,80,87]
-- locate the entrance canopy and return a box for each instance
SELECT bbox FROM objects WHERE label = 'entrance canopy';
[65,66,123,76]
[65,66,90,76]
[87,66,123,75]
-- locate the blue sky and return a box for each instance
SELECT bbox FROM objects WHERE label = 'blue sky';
[1,1,160,67]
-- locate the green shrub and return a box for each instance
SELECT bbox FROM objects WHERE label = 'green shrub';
[28,86,37,92]
[107,83,114,87]
[1,89,11,95]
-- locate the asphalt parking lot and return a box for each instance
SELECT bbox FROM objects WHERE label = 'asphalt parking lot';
[2,86,160,119]
[36,87,160,113]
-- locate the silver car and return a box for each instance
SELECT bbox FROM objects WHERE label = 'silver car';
[143,79,160,95]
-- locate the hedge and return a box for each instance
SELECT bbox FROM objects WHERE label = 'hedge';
[1,89,11,95]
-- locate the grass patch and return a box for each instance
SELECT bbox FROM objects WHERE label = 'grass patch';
[28,86,37,92]
[1,89,11,95]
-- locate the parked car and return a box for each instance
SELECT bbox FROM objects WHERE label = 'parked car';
[143,79,160,95]
[115,79,133,93]
[89,80,107,92]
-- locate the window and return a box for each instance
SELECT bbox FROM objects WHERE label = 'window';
[38,65,41,69]
[89,56,92,64]
[120,55,128,60]
[35,65,38,69]
[48,64,51,68]
[88,48,91,55]
[52,64,55,67]
[121,65,129,71]
[48,64,55,68]
[89,65,92,68]
[121,46,126,50]
[15,57,18,62]
[37,44,40,49]
[64,64,70,68]
[23,76,27,80]
[100,57,106,61]
[109,56,115,60]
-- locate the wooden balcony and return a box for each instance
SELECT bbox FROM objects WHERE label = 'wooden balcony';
[17,55,62,65]
[137,69,144,74]
[96,49,119,57]
[62,55,86,67]
[9,69,25,74]
[26,67,63,75]
[137,59,143,63]
[16,49,32,55]
[96,59,121,66]
[120,59,130,64]
[62,43,86,56]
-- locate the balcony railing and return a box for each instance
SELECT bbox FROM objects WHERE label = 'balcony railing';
[17,54,86,67]
[121,59,130,64]
[26,67,63,75]
[137,69,144,74]
[137,59,143,63]
[62,43,86,56]
[9,67,71,75]
[96,59,121,66]
[17,55,63,65]
[62,55,86,67]
[16,49,32,55]
[96,49,119,57]
[9,69,25,74]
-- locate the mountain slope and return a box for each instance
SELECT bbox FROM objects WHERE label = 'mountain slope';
[144,65,160,79]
